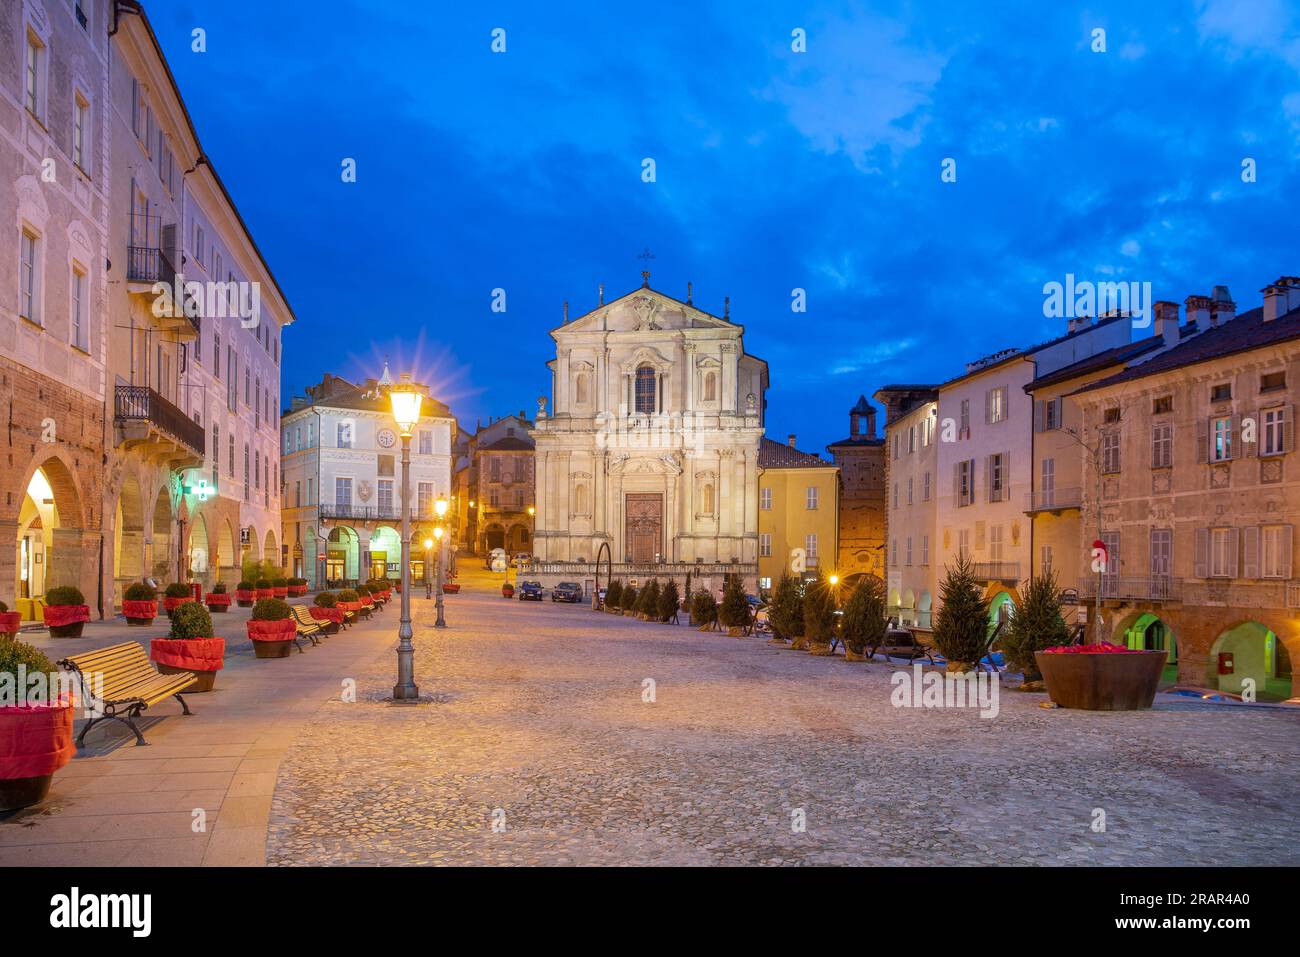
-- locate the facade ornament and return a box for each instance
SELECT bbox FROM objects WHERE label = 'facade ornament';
[537,395,548,419]
[630,294,662,331]
[745,392,757,413]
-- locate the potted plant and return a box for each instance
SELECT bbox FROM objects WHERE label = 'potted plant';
[150,602,225,692]
[287,577,309,597]
[246,598,297,658]
[162,582,193,618]
[620,583,638,616]
[235,580,256,608]
[690,589,717,631]
[337,588,361,621]
[42,586,90,638]
[0,638,74,811]
[501,581,514,599]
[768,574,806,647]
[310,591,344,634]
[839,577,886,662]
[718,577,749,637]
[931,555,990,673]
[657,580,680,624]
[205,581,231,613]
[1036,643,1167,710]
[254,578,274,601]
[0,602,19,640]
[122,582,158,626]
[355,583,375,619]
[803,575,837,654]
[269,577,288,599]
[604,580,623,613]
[636,580,660,621]
[1002,572,1070,691]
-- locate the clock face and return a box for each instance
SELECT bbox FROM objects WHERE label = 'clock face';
[377,428,396,448]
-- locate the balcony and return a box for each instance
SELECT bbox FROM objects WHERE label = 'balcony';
[318,503,446,524]
[1078,576,1182,603]
[1024,486,1083,514]
[125,218,198,339]
[970,561,1020,582]
[114,385,204,467]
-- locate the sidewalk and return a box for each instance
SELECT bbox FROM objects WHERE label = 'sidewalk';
[0,596,413,866]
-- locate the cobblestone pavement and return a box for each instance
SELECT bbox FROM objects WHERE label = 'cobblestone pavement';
[267,582,1300,866]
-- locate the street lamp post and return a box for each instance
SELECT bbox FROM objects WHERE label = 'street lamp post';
[423,537,434,600]
[389,374,423,700]
[434,497,449,628]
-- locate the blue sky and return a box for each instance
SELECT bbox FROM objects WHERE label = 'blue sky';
[155,0,1300,452]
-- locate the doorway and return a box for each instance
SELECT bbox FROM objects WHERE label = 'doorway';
[625,493,663,563]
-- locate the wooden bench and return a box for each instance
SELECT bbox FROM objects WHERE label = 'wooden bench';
[58,642,194,747]
[290,605,326,645]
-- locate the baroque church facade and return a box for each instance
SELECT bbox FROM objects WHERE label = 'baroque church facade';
[531,278,767,588]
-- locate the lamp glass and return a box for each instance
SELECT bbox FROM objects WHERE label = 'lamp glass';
[434,496,448,518]
[389,385,423,436]
[423,538,433,550]
[434,526,444,541]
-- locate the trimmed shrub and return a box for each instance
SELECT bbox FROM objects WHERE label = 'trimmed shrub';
[236,580,254,591]
[718,577,749,629]
[620,584,638,613]
[932,554,990,667]
[314,591,338,608]
[170,601,214,640]
[164,582,190,599]
[840,577,887,656]
[272,577,288,588]
[338,588,360,603]
[0,600,7,613]
[605,580,623,608]
[657,580,680,622]
[210,581,228,594]
[690,589,716,625]
[124,582,156,602]
[44,586,85,606]
[255,578,273,590]
[0,639,56,701]
[802,575,838,644]
[250,598,292,621]
[637,579,660,618]
[288,577,307,587]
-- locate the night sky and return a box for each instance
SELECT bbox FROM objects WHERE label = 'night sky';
[154,0,1299,452]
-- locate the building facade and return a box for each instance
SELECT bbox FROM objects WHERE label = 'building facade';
[531,278,767,593]
[756,435,840,590]
[875,387,939,627]
[458,413,535,557]
[826,395,886,584]
[280,370,455,589]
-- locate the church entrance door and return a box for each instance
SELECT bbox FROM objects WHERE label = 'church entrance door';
[625,493,663,563]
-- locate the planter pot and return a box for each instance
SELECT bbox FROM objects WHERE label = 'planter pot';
[206,603,228,614]
[1035,649,1167,711]
[788,637,810,651]
[272,588,288,599]
[235,589,255,608]
[252,640,293,658]
[43,604,90,638]
[442,584,460,594]
[162,596,194,617]
[0,611,20,639]
[726,626,742,637]
[808,640,833,656]
[0,703,74,811]
[150,638,224,693]
[255,589,274,601]
[247,619,296,659]
[946,661,976,673]
[121,600,157,626]
[287,585,308,597]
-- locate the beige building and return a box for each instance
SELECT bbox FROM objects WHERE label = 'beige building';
[531,277,767,593]
[1070,281,1300,699]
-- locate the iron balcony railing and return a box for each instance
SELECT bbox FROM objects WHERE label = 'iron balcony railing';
[1286,581,1300,609]
[970,561,1020,582]
[1024,486,1083,512]
[319,503,447,523]
[1078,576,1182,602]
[114,385,204,456]
[126,244,179,285]
[530,560,757,578]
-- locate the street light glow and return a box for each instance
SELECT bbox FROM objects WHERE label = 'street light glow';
[389,373,423,436]
[434,526,444,540]
[423,538,433,550]
[434,495,448,518]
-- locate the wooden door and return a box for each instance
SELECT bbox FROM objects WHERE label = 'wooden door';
[625,493,663,563]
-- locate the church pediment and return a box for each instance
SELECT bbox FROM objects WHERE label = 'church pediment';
[559,286,737,335]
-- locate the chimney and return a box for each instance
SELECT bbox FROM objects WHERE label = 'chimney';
[1210,285,1235,326]
[1262,281,1284,322]
[787,433,797,448]
[518,410,525,421]
[1283,276,1300,315]
[1184,294,1211,329]
[598,283,604,305]
[1152,300,1180,347]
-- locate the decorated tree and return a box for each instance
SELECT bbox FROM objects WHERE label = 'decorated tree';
[1002,570,1070,685]
[932,554,990,670]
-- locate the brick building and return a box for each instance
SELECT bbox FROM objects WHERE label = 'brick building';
[826,396,886,586]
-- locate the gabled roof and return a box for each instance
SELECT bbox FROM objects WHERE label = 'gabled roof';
[1070,303,1300,397]
[557,282,739,335]
[849,394,872,414]
[758,436,835,469]
[827,434,885,450]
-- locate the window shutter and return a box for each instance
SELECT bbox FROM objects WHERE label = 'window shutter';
[1226,527,1240,578]
[1243,526,1260,579]
[1053,397,1063,428]
[1283,525,1294,579]
[1194,528,1208,577]
[1034,400,1044,433]
[968,458,976,503]
[953,462,961,502]
[985,390,992,424]
[1003,389,1010,421]
[1286,405,1295,454]
[1003,451,1011,499]
[1197,419,1209,463]
[984,455,993,502]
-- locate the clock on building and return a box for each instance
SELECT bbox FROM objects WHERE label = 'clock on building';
[377,428,396,448]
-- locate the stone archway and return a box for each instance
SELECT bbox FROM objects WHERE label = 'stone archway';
[1111,609,1179,687]
[1209,620,1293,701]
[189,513,211,588]
[13,455,92,619]
[264,528,279,573]
[150,485,174,582]
[482,523,506,553]
[217,518,238,586]
[326,526,360,584]
[507,524,531,553]
[113,471,147,604]
[369,526,402,580]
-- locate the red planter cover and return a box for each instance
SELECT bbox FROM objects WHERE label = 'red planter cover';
[288,585,308,596]
[205,592,232,607]
[246,619,296,642]
[121,600,157,620]
[272,587,288,598]
[255,588,274,600]
[443,584,461,594]
[0,611,20,636]
[337,601,361,614]
[359,595,374,607]
[150,637,226,672]
[42,605,89,628]
[309,607,344,625]
[0,704,74,780]
[377,590,392,601]
[235,589,255,602]
[1042,642,1141,654]
[163,596,194,612]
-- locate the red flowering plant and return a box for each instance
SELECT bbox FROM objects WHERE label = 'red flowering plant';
[1041,641,1142,654]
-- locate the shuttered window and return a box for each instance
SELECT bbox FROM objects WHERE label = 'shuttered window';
[1151,423,1172,468]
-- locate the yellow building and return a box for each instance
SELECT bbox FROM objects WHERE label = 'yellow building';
[757,436,840,590]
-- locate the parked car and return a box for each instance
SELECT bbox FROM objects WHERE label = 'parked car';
[513,552,533,569]
[552,582,583,603]
[517,581,544,601]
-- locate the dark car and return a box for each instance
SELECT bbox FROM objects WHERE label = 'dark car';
[552,582,583,603]
[517,581,544,601]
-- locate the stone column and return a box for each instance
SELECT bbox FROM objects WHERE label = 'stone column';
[0,520,18,607]
[557,349,570,415]
[721,343,737,413]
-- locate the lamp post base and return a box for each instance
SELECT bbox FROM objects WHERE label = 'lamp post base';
[392,681,420,700]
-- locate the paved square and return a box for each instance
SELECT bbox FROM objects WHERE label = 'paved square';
[267,584,1300,866]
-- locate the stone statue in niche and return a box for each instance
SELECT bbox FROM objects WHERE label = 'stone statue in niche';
[537,395,548,419]
[746,392,757,413]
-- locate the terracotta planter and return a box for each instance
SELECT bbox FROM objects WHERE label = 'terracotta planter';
[501,586,514,599]
[0,611,20,639]
[252,640,293,658]
[163,595,194,617]
[309,607,343,634]
[43,604,89,638]
[1035,649,1167,711]
[0,703,74,811]
[287,585,308,597]
[121,600,157,626]
[150,637,225,693]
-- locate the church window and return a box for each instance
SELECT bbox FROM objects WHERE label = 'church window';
[702,482,715,514]
[575,373,589,405]
[635,365,656,413]
[574,482,588,515]
[703,371,716,402]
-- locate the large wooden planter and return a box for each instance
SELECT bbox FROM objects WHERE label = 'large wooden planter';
[151,637,226,692]
[0,703,74,811]
[442,583,460,594]
[0,611,20,640]
[1035,649,1167,711]
[42,604,89,638]
[247,619,297,658]
[121,600,157,626]
[255,588,274,601]
[309,607,343,635]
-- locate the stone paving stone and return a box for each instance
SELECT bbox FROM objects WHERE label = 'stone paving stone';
[264,582,1300,866]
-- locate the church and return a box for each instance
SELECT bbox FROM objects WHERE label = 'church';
[531,275,768,592]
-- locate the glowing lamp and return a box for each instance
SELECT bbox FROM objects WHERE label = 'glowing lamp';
[434,496,448,518]
[423,538,433,551]
[388,374,423,436]
[434,526,444,541]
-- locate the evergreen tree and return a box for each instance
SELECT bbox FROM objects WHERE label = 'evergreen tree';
[932,554,990,668]
[840,576,887,656]
[657,579,681,622]
[718,576,750,630]
[690,589,717,627]
[802,574,838,646]
[1002,570,1070,679]
[637,579,660,618]
[620,583,638,614]
[605,579,622,610]
[768,573,805,640]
